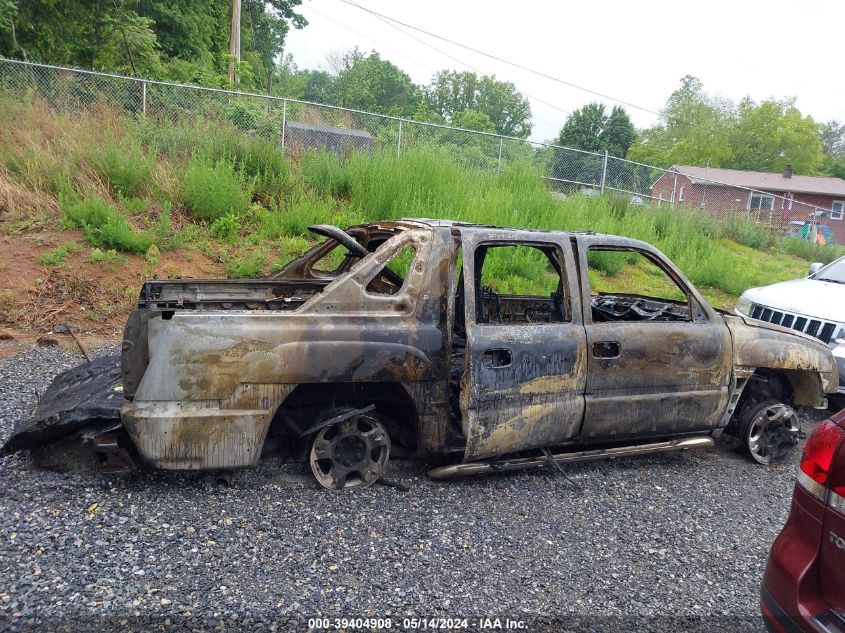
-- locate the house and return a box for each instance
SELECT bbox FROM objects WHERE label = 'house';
[650,165,845,244]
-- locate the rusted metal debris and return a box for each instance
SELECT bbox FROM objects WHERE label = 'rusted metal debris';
[2,219,839,489]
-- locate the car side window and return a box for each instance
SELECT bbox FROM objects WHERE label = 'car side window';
[365,244,417,296]
[586,247,691,322]
[475,243,568,324]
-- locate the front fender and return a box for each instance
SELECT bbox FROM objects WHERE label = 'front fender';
[725,315,838,404]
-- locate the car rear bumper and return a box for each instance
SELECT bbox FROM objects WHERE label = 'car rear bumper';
[762,586,845,633]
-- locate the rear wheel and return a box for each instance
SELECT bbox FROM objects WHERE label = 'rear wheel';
[740,399,800,465]
[308,413,390,490]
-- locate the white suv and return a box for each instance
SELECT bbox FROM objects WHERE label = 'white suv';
[736,256,845,395]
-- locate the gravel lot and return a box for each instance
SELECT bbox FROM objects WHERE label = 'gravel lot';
[0,344,827,632]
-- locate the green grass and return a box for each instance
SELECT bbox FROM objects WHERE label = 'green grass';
[87,136,155,198]
[60,195,155,254]
[38,242,79,266]
[183,157,254,221]
[4,99,844,310]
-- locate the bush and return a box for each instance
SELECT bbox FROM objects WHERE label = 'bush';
[225,251,265,278]
[38,242,79,266]
[237,137,289,201]
[300,151,351,198]
[182,157,253,221]
[87,138,155,198]
[775,236,845,264]
[722,215,772,249]
[211,213,241,241]
[61,195,154,253]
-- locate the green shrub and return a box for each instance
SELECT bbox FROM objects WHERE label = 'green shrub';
[722,215,772,249]
[88,248,125,264]
[237,137,289,200]
[300,151,351,197]
[61,195,153,253]
[225,251,266,278]
[211,213,241,241]
[182,157,253,221]
[775,236,845,264]
[87,138,155,198]
[38,242,79,266]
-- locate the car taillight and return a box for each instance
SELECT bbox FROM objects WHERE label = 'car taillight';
[825,427,845,515]
[798,420,845,503]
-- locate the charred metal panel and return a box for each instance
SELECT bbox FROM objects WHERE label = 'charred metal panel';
[573,235,733,439]
[121,225,455,468]
[124,402,273,469]
[581,321,732,438]
[2,354,123,455]
[123,383,296,469]
[459,228,587,461]
[402,380,450,456]
[726,315,838,403]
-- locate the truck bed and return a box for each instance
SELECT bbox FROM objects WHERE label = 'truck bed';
[138,279,332,311]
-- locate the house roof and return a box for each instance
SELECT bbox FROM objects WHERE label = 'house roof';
[670,165,845,197]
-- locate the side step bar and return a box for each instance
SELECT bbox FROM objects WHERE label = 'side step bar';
[427,436,714,480]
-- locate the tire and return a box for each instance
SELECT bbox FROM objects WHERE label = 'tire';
[739,399,801,465]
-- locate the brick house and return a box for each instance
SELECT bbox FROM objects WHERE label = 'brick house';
[650,165,845,244]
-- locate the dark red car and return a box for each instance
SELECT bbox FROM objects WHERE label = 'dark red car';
[761,409,845,632]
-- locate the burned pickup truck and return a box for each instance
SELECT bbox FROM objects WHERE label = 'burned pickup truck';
[2,220,839,489]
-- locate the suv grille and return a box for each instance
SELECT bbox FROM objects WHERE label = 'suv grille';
[750,303,839,343]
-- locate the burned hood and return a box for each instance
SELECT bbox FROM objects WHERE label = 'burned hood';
[1,353,124,455]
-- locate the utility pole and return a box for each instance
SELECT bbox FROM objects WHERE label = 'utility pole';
[228,0,241,86]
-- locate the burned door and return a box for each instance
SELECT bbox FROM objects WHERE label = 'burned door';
[575,236,732,440]
[459,230,587,461]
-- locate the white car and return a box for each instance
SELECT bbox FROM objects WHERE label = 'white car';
[735,256,845,395]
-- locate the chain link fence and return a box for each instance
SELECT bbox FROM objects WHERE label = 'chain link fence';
[1,57,841,245]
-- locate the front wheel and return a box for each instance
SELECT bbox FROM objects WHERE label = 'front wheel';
[308,412,390,490]
[740,400,800,465]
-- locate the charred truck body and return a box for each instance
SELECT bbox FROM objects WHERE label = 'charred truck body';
[3,220,838,488]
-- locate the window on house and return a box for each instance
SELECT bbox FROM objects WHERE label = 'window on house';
[832,201,844,220]
[678,186,685,202]
[748,193,775,211]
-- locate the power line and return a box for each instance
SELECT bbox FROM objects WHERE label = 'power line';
[338,0,662,118]
[345,2,571,122]
[312,0,569,136]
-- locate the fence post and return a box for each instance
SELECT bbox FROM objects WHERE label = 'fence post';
[497,137,503,175]
[281,99,287,150]
[397,120,403,156]
[141,81,147,116]
[600,150,609,194]
[671,172,678,208]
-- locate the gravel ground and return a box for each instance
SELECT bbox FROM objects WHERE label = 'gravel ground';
[0,344,829,632]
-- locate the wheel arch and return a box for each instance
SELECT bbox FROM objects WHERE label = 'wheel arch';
[266,381,421,459]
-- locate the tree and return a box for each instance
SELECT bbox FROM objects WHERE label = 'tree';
[557,102,636,157]
[0,0,306,91]
[729,98,823,175]
[451,109,496,133]
[628,76,736,168]
[323,48,420,116]
[425,70,532,138]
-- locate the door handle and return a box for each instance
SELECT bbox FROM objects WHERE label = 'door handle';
[592,341,620,359]
[482,348,512,368]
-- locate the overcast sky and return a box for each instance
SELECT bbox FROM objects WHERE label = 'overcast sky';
[284,0,845,144]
